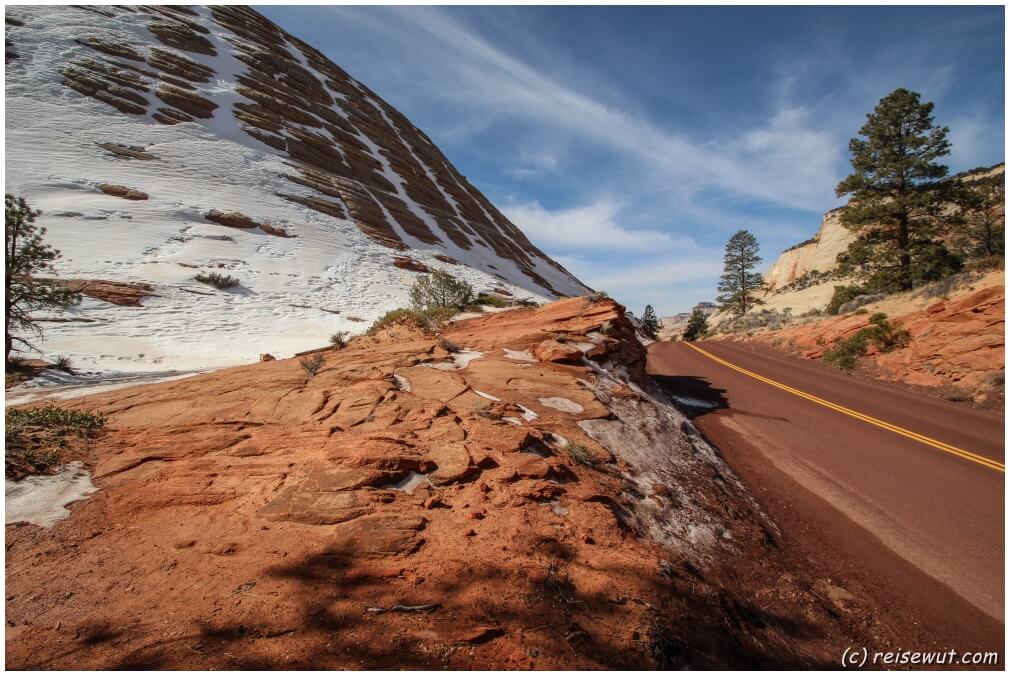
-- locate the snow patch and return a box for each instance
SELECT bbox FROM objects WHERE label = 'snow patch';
[537,397,584,414]
[6,462,97,528]
[503,348,536,362]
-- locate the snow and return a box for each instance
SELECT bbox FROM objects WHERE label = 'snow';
[537,397,584,414]
[6,462,97,528]
[4,5,586,380]
[518,404,539,421]
[503,348,537,362]
[473,389,500,402]
[419,349,484,371]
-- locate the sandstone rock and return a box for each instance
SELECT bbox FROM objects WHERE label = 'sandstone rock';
[156,84,217,119]
[42,278,155,307]
[428,441,475,485]
[259,487,371,525]
[533,339,583,364]
[324,515,427,558]
[99,183,148,200]
[392,256,430,273]
[205,209,262,229]
[259,222,292,237]
[96,142,157,160]
[260,353,275,362]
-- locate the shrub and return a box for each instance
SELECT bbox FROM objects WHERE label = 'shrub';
[53,355,73,372]
[821,313,909,371]
[329,331,350,349]
[299,353,325,376]
[367,306,457,336]
[864,313,910,352]
[826,285,865,315]
[438,337,460,353]
[837,293,886,315]
[408,271,474,310]
[567,442,596,467]
[587,291,610,302]
[195,271,240,289]
[472,292,510,309]
[986,370,1004,392]
[822,332,870,371]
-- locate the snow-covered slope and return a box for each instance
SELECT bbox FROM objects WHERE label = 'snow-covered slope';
[5,5,588,373]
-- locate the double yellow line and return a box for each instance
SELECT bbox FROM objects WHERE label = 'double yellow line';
[684,343,1005,474]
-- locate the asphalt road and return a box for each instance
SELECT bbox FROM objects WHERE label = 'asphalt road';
[648,339,1004,644]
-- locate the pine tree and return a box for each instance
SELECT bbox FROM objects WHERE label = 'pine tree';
[716,230,764,316]
[951,174,1004,260]
[641,304,659,339]
[682,308,708,341]
[835,88,954,292]
[5,194,81,364]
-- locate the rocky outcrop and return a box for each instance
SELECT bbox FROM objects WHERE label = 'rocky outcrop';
[5,297,869,668]
[746,281,1005,401]
[764,209,856,294]
[43,278,156,307]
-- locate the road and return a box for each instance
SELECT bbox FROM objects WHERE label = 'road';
[648,339,1004,647]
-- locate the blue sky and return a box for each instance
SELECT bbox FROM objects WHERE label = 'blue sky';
[261,5,1004,315]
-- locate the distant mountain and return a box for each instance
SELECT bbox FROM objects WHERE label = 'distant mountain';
[5,5,588,373]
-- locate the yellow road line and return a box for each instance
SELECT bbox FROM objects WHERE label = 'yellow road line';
[683,342,1005,473]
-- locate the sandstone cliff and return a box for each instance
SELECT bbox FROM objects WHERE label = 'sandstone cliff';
[758,163,1005,315]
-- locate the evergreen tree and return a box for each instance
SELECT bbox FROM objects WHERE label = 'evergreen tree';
[835,88,953,292]
[682,308,708,341]
[716,229,764,316]
[641,304,659,339]
[951,174,1005,260]
[5,194,80,364]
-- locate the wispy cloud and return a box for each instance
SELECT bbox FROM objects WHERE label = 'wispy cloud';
[324,5,845,212]
[504,199,685,251]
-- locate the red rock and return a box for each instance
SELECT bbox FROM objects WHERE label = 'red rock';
[99,183,148,200]
[205,209,262,229]
[392,256,430,273]
[532,339,583,363]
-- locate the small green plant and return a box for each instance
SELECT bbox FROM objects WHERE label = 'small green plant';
[864,313,910,352]
[195,271,240,289]
[587,291,610,302]
[567,442,596,467]
[6,405,107,478]
[329,331,350,349]
[821,313,910,371]
[299,353,325,376]
[853,308,869,315]
[821,333,870,371]
[438,337,460,353]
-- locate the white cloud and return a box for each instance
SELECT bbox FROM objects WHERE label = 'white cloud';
[503,199,689,251]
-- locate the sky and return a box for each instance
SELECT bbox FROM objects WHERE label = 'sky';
[261,5,1005,316]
